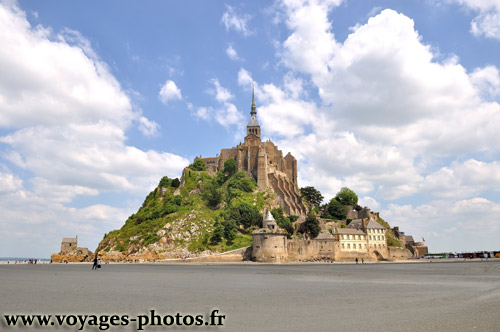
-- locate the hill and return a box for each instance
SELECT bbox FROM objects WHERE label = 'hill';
[96,168,279,261]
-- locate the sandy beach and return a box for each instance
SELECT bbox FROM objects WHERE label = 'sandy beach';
[1,261,499,331]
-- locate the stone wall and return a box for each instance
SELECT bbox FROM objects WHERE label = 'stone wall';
[252,233,287,262]
[388,246,410,260]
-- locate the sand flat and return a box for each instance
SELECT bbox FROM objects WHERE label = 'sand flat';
[1,262,499,331]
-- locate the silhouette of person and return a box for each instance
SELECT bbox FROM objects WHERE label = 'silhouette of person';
[92,256,98,270]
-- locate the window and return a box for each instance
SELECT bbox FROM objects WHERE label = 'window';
[347,244,351,249]
[353,244,357,249]
[364,244,367,249]
[342,244,345,249]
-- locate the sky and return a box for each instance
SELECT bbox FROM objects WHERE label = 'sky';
[1,0,500,257]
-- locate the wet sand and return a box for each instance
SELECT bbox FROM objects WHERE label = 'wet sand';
[1,261,499,331]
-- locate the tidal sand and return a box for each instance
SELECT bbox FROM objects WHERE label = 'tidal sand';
[1,262,499,331]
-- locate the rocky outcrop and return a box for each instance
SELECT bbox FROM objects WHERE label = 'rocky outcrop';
[51,248,93,263]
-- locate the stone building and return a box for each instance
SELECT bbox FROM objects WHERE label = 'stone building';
[392,227,429,258]
[61,236,78,254]
[59,236,91,256]
[252,213,390,262]
[197,89,306,216]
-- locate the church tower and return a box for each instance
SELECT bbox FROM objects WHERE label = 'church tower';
[246,84,261,139]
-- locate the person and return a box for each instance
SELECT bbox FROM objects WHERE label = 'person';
[355,258,358,264]
[97,258,101,269]
[92,256,98,270]
[361,258,364,264]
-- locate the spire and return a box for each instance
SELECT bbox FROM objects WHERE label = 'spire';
[251,82,256,116]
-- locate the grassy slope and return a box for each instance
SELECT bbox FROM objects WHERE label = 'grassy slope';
[98,170,270,255]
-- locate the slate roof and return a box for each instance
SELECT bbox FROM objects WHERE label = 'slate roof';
[365,219,385,229]
[247,114,259,127]
[336,228,365,235]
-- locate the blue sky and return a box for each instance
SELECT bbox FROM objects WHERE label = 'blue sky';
[1,0,500,257]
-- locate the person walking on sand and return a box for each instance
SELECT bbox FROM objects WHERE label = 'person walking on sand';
[92,255,98,270]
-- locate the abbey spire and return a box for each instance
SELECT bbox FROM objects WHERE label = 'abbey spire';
[247,83,260,137]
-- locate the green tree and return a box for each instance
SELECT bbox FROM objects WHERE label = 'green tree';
[222,219,237,242]
[334,187,358,206]
[202,180,224,209]
[223,159,237,178]
[298,213,320,238]
[189,159,207,171]
[158,176,171,187]
[171,178,181,188]
[210,220,224,244]
[229,202,261,228]
[326,198,347,220]
[300,186,324,207]
[227,172,257,200]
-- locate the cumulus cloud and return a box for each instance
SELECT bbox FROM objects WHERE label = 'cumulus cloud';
[0,2,189,256]
[158,80,182,105]
[221,4,252,36]
[0,3,134,129]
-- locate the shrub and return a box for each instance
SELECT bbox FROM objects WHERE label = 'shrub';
[223,159,237,178]
[171,178,181,188]
[326,198,347,220]
[210,220,224,244]
[189,159,207,171]
[229,202,261,228]
[202,180,224,209]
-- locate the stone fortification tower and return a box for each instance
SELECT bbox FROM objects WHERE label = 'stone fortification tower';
[197,87,306,216]
[252,212,287,262]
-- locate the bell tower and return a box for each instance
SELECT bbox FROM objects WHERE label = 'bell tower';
[246,84,261,138]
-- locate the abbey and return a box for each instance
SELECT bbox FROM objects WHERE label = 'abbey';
[197,88,307,216]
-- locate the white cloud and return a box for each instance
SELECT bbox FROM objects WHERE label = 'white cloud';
[450,0,500,39]
[138,116,160,137]
[221,5,252,36]
[226,44,241,61]
[209,78,233,102]
[195,106,212,121]
[194,79,244,130]
[1,123,189,192]
[0,3,134,129]
[238,67,253,87]
[358,196,380,210]
[158,80,182,105]
[0,172,23,193]
[280,0,341,77]
[471,65,500,100]
[268,4,500,204]
[0,2,190,256]
[215,103,244,128]
[382,198,500,252]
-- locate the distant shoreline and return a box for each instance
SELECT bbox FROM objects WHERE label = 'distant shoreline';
[2,257,499,265]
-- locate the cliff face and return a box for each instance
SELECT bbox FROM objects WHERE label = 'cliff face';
[96,169,281,262]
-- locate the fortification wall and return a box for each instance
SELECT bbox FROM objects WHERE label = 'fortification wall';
[252,233,287,262]
[388,247,410,260]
